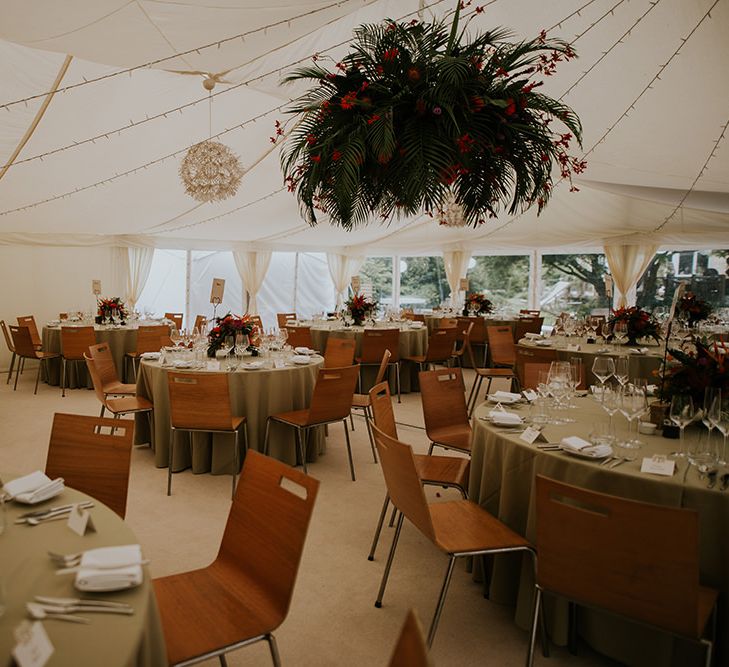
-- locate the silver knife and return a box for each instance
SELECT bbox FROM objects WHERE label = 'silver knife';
[35,596,133,609]
[17,501,93,520]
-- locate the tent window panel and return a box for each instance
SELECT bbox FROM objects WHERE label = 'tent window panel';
[190,251,243,325]
[257,252,296,330]
[360,257,393,305]
[467,256,529,312]
[399,256,448,310]
[136,249,187,321]
[297,252,336,319]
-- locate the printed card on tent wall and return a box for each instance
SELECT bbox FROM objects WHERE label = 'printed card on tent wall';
[92,280,101,295]
[210,278,225,304]
[668,281,688,324]
[459,278,469,291]
[350,276,361,294]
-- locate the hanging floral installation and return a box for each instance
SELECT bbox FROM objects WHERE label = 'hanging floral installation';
[281,4,584,230]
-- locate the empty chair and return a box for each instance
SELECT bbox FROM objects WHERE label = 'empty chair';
[486,325,516,368]
[17,315,42,349]
[264,365,359,480]
[9,325,60,394]
[323,336,356,367]
[520,309,541,316]
[388,610,430,667]
[403,327,458,373]
[465,339,520,417]
[438,317,458,328]
[277,312,297,327]
[124,325,169,380]
[465,316,488,366]
[527,476,718,667]
[371,424,534,648]
[59,325,97,397]
[167,371,248,498]
[367,381,469,561]
[514,316,544,341]
[515,346,558,389]
[154,450,319,667]
[419,367,472,456]
[87,342,135,397]
[350,349,391,458]
[59,312,69,320]
[165,312,184,329]
[1,319,17,384]
[193,314,207,333]
[451,320,474,368]
[285,325,313,349]
[356,328,401,402]
[45,412,133,519]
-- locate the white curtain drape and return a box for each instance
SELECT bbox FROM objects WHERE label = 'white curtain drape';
[233,250,272,314]
[604,244,659,308]
[443,250,472,303]
[326,253,365,307]
[123,246,155,309]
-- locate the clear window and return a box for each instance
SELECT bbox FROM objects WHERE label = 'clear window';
[467,255,529,311]
[359,257,393,305]
[399,256,449,310]
[136,249,186,322]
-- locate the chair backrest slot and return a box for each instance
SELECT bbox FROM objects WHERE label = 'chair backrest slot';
[279,475,308,500]
[308,365,359,423]
[368,381,398,439]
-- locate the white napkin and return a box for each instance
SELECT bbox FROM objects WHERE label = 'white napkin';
[140,351,161,360]
[535,339,554,346]
[3,471,65,504]
[489,391,522,403]
[560,436,592,452]
[627,347,650,354]
[291,355,311,365]
[294,346,314,355]
[409,322,424,328]
[488,410,522,425]
[74,545,144,592]
[524,332,543,340]
[560,437,613,459]
[244,361,264,370]
[173,360,193,368]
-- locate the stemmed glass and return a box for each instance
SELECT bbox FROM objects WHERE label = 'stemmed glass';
[702,387,721,456]
[669,394,696,458]
[600,322,612,346]
[600,384,620,434]
[715,399,729,466]
[170,328,182,347]
[591,357,615,391]
[614,356,629,387]
[548,362,573,422]
[568,357,582,406]
[618,384,647,449]
[613,320,628,348]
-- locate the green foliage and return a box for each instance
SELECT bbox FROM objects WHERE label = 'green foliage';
[282,15,583,230]
[467,255,529,309]
[400,257,448,308]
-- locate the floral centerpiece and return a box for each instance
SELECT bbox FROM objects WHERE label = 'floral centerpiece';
[658,340,728,403]
[608,306,661,345]
[207,313,256,357]
[677,291,712,326]
[97,297,127,324]
[463,292,493,316]
[281,6,583,230]
[345,294,378,325]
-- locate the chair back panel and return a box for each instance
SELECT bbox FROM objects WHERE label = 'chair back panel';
[59,313,68,320]
[285,326,312,349]
[135,325,168,355]
[514,317,544,341]
[486,326,515,366]
[535,475,701,638]
[193,315,207,333]
[277,312,297,328]
[523,363,552,390]
[60,326,97,360]
[84,355,111,405]
[308,365,359,423]
[418,368,470,436]
[17,315,41,347]
[1,320,14,353]
[88,342,122,389]
[515,346,558,388]
[438,318,458,329]
[388,610,431,667]
[360,328,400,363]
[219,450,319,617]
[374,349,392,386]
[167,372,234,431]
[46,412,133,519]
[465,317,487,344]
[368,381,398,439]
[323,337,356,368]
[371,425,435,541]
[10,325,37,358]
[520,309,540,316]
[165,313,184,330]
[425,327,458,363]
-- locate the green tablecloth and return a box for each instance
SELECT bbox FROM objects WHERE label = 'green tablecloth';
[0,486,166,666]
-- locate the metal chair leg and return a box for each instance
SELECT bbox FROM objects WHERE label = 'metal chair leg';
[395,361,401,403]
[13,357,22,390]
[61,358,67,397]
[295,427,307,473]
[368,494,390,561]
[34,359,43,395]
[263,418,272,456]
[232,430,239,500]
[266,634,282,667]
[427,555,457,648]
[147,410,155,451]
[427,442,435,455]
[364,407,377,463]
[167,427,175,496]
[219,654,227,666]
[343,419,355,481]
[526,586,543,667]
[375,512,404,608]
[388,506,398,527]
[6,352,15,384]
[350,411,355,431]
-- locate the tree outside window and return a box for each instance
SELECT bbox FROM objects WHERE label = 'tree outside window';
[467,256,529,311]
[359,257,393,304]
[541,254,610,324]
[399,256,449,310]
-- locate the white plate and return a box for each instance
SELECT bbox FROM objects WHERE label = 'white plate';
[291,355,311,365]
[481,416,524,428]
[487,394,520,404]
[243,362,264,370]
[561,445,613,460]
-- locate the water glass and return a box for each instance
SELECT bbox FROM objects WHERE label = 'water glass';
[669,394,695,458]
[592,357,615,389]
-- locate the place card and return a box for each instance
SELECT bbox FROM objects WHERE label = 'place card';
[640,455,675,476]
[520,427,548,444]
[206,360,220,371]
[566,343,581,351]
[12,621,53,667]
[67,503,96,536]
[274,360,286,369]
[522,389,538,402]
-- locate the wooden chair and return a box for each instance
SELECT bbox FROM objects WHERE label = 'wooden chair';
[264,365,360,480]
[165,312,184,330]
[419,367,472,456]
[285,325,313,349]
[45,412,133,519]
[277,312,297,327]
[388,610,431,667]
[528,476,719,667]
[514,316,544,341]
[451,320,474,367]
[438,317,458,328]
[403,327,458,373]
[486,325,516,368]
[17,315,42,349]
[367,381,469,561]
[88,342,135,397]
[323,336,356,368]
[371,424,534,648]
[59,326,97,397]
[350,350,391,458]
[465,316,488,366]
[124,325,169,380]
[1,319,17,384]
[355,328,401,402]
[515,346,558,389]
[9,325,59,394]
[193,314,207,333]
[167,371,248,499]
[520,309,541,316]
[59,312,69,320]
[153,450,319,667]
[412,314,426,323]
[465,340,520,417]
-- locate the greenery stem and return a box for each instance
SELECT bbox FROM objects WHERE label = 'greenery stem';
[445,0,461,56]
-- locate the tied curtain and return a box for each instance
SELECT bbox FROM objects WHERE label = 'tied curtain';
[604,244,659,309]
[326,253,365,308]
[443,250,472,303]
[233,250,272,314]
[124,246,155,310]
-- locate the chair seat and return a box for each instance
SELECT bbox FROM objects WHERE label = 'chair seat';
[106,395,153,415]
[352,393,370,408]
[430,500,531,554]
[271,409,312,428]
[428,425,472,453]
[154,562,284,666]
[403,354,426,364]
[103,382,136,396]
[173,416,246,432]
[26,350,59,360]
[414,454,469,489]
[474,367,516,378]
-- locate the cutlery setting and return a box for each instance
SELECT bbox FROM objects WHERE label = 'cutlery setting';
[15,501,94,525]
[26,597,134,623]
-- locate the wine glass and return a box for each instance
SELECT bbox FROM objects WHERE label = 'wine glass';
[568,357,582,406]
[700,388,721,464]
[591,357,615,390]
[600,321,612,345]
[601,384,620,433]
[669,394,696,458]
[619,385,647,449]
[613,320,628,347]
[614,356,629,387]
[715,400,729,466]
[170,328,181,348]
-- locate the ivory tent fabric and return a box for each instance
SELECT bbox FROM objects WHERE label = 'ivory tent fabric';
[604,244,660,309]
[326,253,365,307]
[443,250,472,302]
[124,246,155,309]
[233,249,272,314]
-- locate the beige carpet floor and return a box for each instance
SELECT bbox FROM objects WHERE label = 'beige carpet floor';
[0,365,620,667]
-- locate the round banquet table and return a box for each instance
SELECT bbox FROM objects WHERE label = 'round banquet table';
[516,337,664,386]
[134,356,326,474]
[469,396,729,667]
[307,324,427,393]
[0,485,166,667]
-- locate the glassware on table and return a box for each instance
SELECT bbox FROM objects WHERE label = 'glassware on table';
[614,356,629,387]
[618,384,647,449]
[669,394,696,458]
[591,357,615,390]
[529,398,550,430]
[548,362,573,422]
[600,321,612,345]
[715,400,729,466]
[170,328,182,347]
[600,384,620,433]
[589,421,615,448]
[613,320,628,348]
[569,357,583,404]
[699,388,721,464]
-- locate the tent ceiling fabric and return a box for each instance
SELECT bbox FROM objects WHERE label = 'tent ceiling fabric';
[0,0,727,254]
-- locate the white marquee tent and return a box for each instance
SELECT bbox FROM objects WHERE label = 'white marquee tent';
[0,0,727,345]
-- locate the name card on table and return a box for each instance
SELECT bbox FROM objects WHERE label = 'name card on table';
[522,389,538,402]
[459,278,469,291]
[640,455,675,476]
[12,621,53,667]
[210,278,225,304]
[67,503,96,536]
[520,427,548,444]
[274,360,286,369]
[566,344,581,351]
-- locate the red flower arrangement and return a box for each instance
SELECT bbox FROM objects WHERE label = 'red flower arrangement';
[97,297,127,323]
[463,292,493,316]
[345,293,378,325]
[677,291,712,326]
[207,313,256,357]
[608,306,661,345]
[659,339,729,403]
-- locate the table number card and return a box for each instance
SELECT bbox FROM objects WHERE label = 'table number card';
[640,455,675,476]
[459,278,469,291]
[12,621,53,667]
[522,389,538,402]
[520,427,548,444]
[566,344,581,351]
[67,503,96,536]
[91,279,102,296]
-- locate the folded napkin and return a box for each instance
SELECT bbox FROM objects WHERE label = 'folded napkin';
[140,351,161,360]
[291,355,311,365]
[173,360,193,368]
[524,332,543,340]
[627,347,650,354]
[74,545,144,592]
[535,339,554,346]
[3,471,65,504]
[560,437,612,458]
[489,390,522,403]
[409,322,424,328]
[488,410,522,425]
[244,361,264,369]
[560,436,592,452]
[294,346,314,355]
